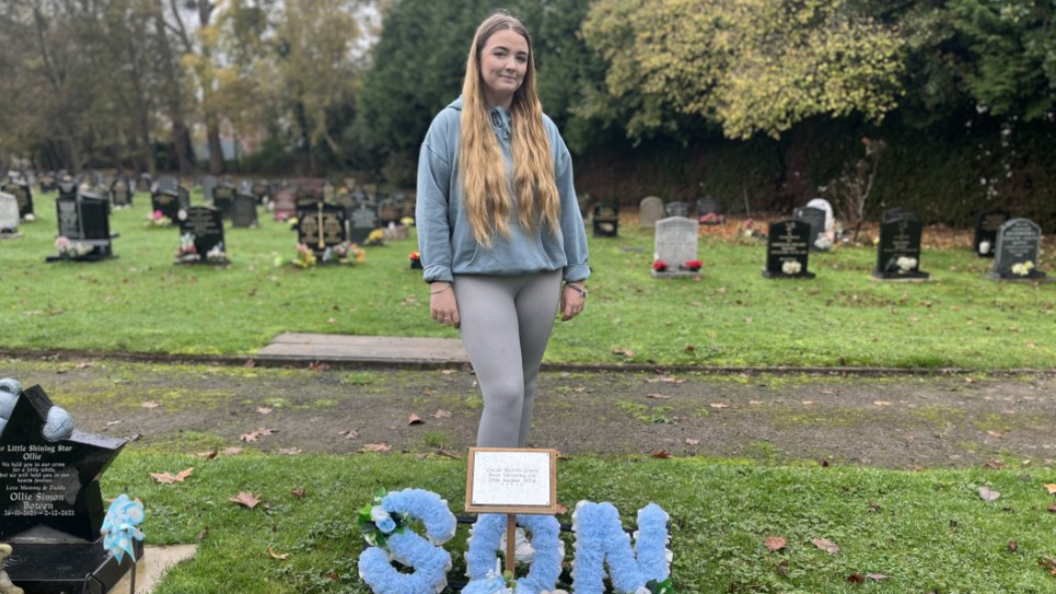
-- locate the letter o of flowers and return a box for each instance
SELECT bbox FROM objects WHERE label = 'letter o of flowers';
[464,514,564,594]
[358,489,457,594]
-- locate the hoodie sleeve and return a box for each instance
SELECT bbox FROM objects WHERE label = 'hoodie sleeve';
[416,123,455,283]
[553,133,590,282]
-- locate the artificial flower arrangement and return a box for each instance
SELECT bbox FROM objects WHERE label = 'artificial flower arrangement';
[359,490,674,594]
[292,243,317,268]
[652,260,668,272]
[781,260,803,276]
[174,233,198,263]
[814,235,833,251]
[1011,260,1035,277]
[288,216,299,230]
[698,212,725,226]
[894,256,918,274]
[54,235,93,259]
[1,221,17,235]
[738,218,764,240]
[409,251,423,269]
[146,209,172,227]
[205,243,229,264]
[365,228,386,247]
[290,242,366,268]
[683,260,702,272]
[401,216,415,226]
[978,240,991,255]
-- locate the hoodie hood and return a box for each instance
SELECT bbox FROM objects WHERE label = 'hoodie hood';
[445,96,511,141]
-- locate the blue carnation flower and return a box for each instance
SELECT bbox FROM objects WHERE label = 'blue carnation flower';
[377,516,397,534]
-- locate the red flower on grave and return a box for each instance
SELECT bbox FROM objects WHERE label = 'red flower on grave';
[652,260,669,272]
[409,251,420,262]
[685,260,703,272]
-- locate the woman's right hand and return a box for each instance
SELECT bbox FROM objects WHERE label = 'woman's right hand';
[429,282,460,328]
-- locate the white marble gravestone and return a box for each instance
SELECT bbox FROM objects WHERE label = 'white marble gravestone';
[653,216,700,278]
[639,196,665,229]
[0,191,20,238]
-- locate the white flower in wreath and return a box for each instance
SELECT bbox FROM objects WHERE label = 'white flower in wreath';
[978,240,991,255]
[498,527,537,563]
[1011,261,1035,276]
[781,260,802,276]
[896,257,917,273]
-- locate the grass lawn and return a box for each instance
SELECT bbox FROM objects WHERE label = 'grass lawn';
[107,450,1056,594]
[1,192,1053,369]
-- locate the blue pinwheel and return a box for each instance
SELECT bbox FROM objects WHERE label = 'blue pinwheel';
[101,494,145,564]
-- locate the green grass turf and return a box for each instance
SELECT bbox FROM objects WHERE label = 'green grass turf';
[105,451,1056,593]
[1,192,1053,369]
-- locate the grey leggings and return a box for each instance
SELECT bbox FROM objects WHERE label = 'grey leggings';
[454,271,562,447]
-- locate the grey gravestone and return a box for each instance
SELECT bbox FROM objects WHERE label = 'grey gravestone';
[873,212,929,280]
[793,206,827,252]
[212,184,235,220]
[323,183,335,203]
[805,198,834,232]
[592,204,619,237]
[151,188,181,221]
[652,216,700,278]
[177,186,191,209]
[378,199,401,226]
[639,197,664,229]
[347,201,379,244]
[110,178,132,208]
[334,187,354,209]
[231,193,259,228]
[0,192,20,238]
[991,218,1047,281]
[1,384,136,593]
[177,206,226,263]
[763,219,815,279]
[664,201,691,218]
[154,176,177,194]
[696,197,720,216]
[251,180,270,203]
[974,208,1010,258]
[39,173,57,193]
[273,188,297,221]
[48,193,115,262]
[1,181,33,219]
[201,175,217,202]
[299,202,348,255]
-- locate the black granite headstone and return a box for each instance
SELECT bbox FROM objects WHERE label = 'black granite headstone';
[763,219,815,279]
[793,206,827,252]
[251,180,270,203]
[231,193,259,229]
[347,202,378,245]
[873,212,929,280]
[178,206,225,261]
[592,203,619,238]
[974,208,1010,258]
[49,193,115,262]
[39,173,57,194]
[213,185,235,220]
[696,197,721,216]
[151,189,180,221]
[664,201,691,218]
[2,385,137,594]
[990,218,1047,281]
[298,202,348,255]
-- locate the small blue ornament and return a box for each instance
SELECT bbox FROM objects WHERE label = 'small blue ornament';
[101,494,146,564]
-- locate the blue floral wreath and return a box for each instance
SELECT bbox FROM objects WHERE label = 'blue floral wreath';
[463,514,564,594]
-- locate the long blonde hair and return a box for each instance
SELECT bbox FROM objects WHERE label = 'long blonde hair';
[459,12,560,247]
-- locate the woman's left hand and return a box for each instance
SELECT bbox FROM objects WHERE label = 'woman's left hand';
[560,284,585,321]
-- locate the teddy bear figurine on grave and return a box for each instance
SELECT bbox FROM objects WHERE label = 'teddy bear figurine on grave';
[0,544,25,594]
[0,378,74,442]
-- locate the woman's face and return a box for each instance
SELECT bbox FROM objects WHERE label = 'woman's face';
[479,29,529,107]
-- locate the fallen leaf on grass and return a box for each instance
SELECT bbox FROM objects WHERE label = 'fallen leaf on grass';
[150,467,194,484]
[327,572,340,582]
[612,347,635,357]
[440,369,457,376]
[1048,503,1056,514]
[764,537,787,552]
[986,430,1004,439]
[685,438,700,446]
[308,361,330,372]
[363,443,392,453]
[651,451,672,459]
[647,393,671,400]
[435,449,460,459]
[407,414,424,426]
[982,460,1004,469]
[979,486,1001,501]
[292,488,307,498]
[221,447,243,456]
[683,345,696,353]
[279,448,302,456]
[339,429,359,439]
[141,401,161,409]
[240,428,277,442]
[229,492,261,509]
[267,547,289,560]
[709,403,730,409]
[196,450,218,460]
[1039,556,1056,575]
[775,559,789,576]
[195,527,209,541]
[1008,540,1019,553]
[867,573,889,582]
[244,359,257,368]
[257,407,273,415]
[873,400,893,406]
[646,376,686,384]
[811,538,840,555]
[1044,484,1056,495]
[432,409,452,419]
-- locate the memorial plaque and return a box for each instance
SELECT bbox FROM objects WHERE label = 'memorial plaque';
[0,192,20,238]
[653,216,700,277]
[991,218,1047,280]
[1,182,33,219]
[763,219,815,278]
[178,206,225,259]
[2,385,136,593]
[592,203,619,237]
[231,193,259,228]
[639,196,664,229]
[664,201,691,218]
[974,208,1009,258]
[298,202,348,254]
[793,206,827,252]
[347,202,379,244]
[465,448,558,514]
[873,212,929,280]
[151,189,181,221]
[213,185,235,220]
[273,188,297,221]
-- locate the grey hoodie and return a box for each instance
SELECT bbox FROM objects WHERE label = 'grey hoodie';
[415,97,590,283]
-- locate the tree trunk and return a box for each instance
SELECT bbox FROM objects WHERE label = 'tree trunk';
[154,11,193,175]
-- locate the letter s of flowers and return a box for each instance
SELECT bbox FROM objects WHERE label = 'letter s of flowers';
[571,502,672,594]
[358,489,457,594]
[464,514,564,594]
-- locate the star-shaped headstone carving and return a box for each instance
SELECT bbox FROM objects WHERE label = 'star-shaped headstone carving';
[0,385,126,542]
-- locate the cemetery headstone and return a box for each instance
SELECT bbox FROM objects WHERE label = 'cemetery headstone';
[334,187,355,210]
[652,216,701,278]
[763,219,815,279]
[990,218,1047,281]
[873,211,929,280]
[212,184,235,220]
[177,186,191,210]
[347,201,379,244]
[298,202,348,255]
[57,180,78,200]
[272,188,297,221]
[592,203,619,237]
[154,175,178,194]
[0,192,21,239]
[110,178,132,208]
[696,196,724,225]
[231,193,259,228]
[39,173,57,193]
[664,201,691,218]
[0,383,137,593]
[378,199,401,226]
[793,206,828,252]
[176,206,227,264]
[201,175,217,202]
[397,193,417,222]
[881,207,914,224]
[251,180,270,203]
[639,196,664,229]
[1,181,33,220]
[151,188,181,221]
[323,182,335,203]
[974,208,1010,258]
[48,192,116,262]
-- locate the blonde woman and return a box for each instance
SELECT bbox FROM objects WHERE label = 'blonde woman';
[416,11,589,448]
